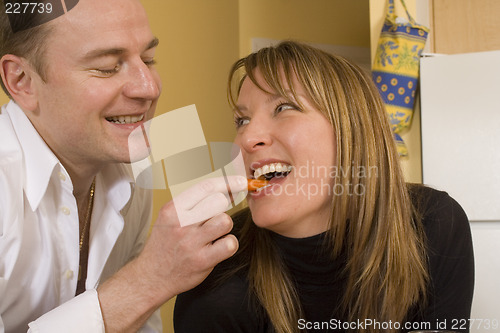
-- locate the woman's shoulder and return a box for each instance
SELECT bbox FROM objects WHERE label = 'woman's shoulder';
[408,184,470,234]
[408,184,473,269]
[406,185,474,327]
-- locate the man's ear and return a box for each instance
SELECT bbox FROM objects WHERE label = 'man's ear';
[0,54,39,111]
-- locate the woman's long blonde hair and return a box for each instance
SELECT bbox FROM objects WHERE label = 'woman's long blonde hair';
[227,41,428,333]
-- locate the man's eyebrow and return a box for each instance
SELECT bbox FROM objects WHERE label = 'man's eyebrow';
[146,37,160,50]
[83,47,124,60]
[82,37,160,60]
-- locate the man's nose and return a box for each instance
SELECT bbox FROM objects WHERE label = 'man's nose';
[123,60,161,100]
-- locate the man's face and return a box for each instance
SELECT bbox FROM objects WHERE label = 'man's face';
[29,0,161,169]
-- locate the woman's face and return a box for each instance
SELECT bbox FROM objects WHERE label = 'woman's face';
[234,70,336,238]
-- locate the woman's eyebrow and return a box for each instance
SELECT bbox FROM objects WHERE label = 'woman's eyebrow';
[265,94,282,104]
[266,91,305,104]
[234,105,247,114]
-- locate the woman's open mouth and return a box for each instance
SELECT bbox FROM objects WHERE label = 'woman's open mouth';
[253,162,292,180]
[251,162,293,193]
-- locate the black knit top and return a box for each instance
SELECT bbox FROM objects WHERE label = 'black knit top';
[174,186,474,332]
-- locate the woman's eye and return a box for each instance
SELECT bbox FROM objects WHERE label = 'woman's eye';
[234,117,250,128]
[275,103,296,114]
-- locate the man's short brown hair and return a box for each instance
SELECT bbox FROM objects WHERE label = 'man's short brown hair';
[0,1,54,98]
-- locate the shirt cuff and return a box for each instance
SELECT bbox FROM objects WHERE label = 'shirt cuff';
[28,290,104,333]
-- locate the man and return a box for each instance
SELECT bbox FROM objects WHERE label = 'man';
[0,0,245,331]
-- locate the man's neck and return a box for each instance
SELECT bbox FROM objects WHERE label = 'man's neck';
[57,155,102,202]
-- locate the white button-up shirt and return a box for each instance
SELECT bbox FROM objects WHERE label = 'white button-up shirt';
[0,101,161,332]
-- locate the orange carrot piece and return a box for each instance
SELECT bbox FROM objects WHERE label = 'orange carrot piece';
[247,179,269,191]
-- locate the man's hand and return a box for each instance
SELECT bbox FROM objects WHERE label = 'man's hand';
[97,175,247,332]
[139,175,247,297]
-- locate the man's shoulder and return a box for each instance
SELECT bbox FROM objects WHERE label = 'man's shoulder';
[0,103,23,163]
[0,105,25,235]
[0,105,24,192]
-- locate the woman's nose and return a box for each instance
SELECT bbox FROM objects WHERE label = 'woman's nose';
[236,116,273,152]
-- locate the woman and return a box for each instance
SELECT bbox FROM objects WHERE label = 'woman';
[174,41,474,333]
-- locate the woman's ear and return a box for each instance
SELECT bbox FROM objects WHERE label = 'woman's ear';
[0,54,39,111]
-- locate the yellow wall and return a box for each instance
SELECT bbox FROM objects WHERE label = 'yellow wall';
[238,0,370,55]
[0,87,7,106]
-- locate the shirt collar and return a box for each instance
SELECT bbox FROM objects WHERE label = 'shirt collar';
[5,101,59,211]
[98,163,135,215]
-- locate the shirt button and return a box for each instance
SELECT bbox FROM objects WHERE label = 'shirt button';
[61,206,71,215]
[58,172,66,181]
[65,270,74,280]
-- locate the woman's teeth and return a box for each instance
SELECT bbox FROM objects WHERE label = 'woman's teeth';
[106,114,144,124]
[253,162,293,180]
